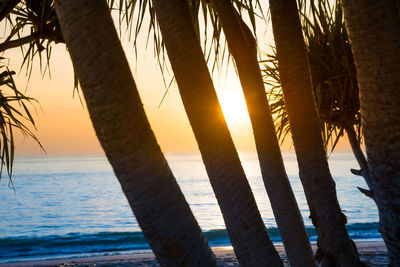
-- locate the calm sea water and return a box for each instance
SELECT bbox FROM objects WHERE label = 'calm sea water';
[0,151,380,263]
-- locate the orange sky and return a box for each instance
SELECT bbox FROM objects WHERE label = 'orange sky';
[6,12,350,155]
[10,44,260,155]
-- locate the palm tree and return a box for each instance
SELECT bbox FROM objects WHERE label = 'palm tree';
[150,0,283,265]
[268,0,362,265]
[53,0,217,265]
[262,0,373,200]
[208,1,315,266]
[341,0,400,265]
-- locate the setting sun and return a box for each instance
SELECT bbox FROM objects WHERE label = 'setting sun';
[218,88,249,124]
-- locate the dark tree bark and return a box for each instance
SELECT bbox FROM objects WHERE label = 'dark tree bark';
[268,0,363,265]
[342,1,400,265]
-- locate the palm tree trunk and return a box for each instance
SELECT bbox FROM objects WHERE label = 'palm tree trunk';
[53,1,216,266]
[268,0,362,265]
[209,1,316,266]
[151,0,282,265]
[341,1,400,265]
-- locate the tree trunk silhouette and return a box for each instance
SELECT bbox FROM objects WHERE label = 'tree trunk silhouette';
[342,0,400,265]
[53,0,216,265]
[269,0,362,265]
[209,1,316,266]
[0,0,20,22]
[151,0,282,265]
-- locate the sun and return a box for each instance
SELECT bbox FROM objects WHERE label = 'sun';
[218,89,249,124]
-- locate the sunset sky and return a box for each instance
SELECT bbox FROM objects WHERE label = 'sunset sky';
[9,44,254,155]
[7,12,349,155]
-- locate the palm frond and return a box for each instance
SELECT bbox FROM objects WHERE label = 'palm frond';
[0,0,63,79]
[0,58,43,184]
[108,0,264,81]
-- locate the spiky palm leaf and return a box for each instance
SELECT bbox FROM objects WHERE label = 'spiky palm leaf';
[0,58,42,184]
[0,0,62,79]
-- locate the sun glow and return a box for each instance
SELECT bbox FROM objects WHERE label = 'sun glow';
[218,88,249,124]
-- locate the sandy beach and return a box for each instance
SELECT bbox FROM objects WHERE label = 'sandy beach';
[0,241,388,266]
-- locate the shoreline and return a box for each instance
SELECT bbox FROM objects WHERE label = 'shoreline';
[0,241,388,266]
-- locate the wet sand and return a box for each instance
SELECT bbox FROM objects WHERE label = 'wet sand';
[0,241,388,266]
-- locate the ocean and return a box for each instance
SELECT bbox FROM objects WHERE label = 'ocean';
[0,151,380,263]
